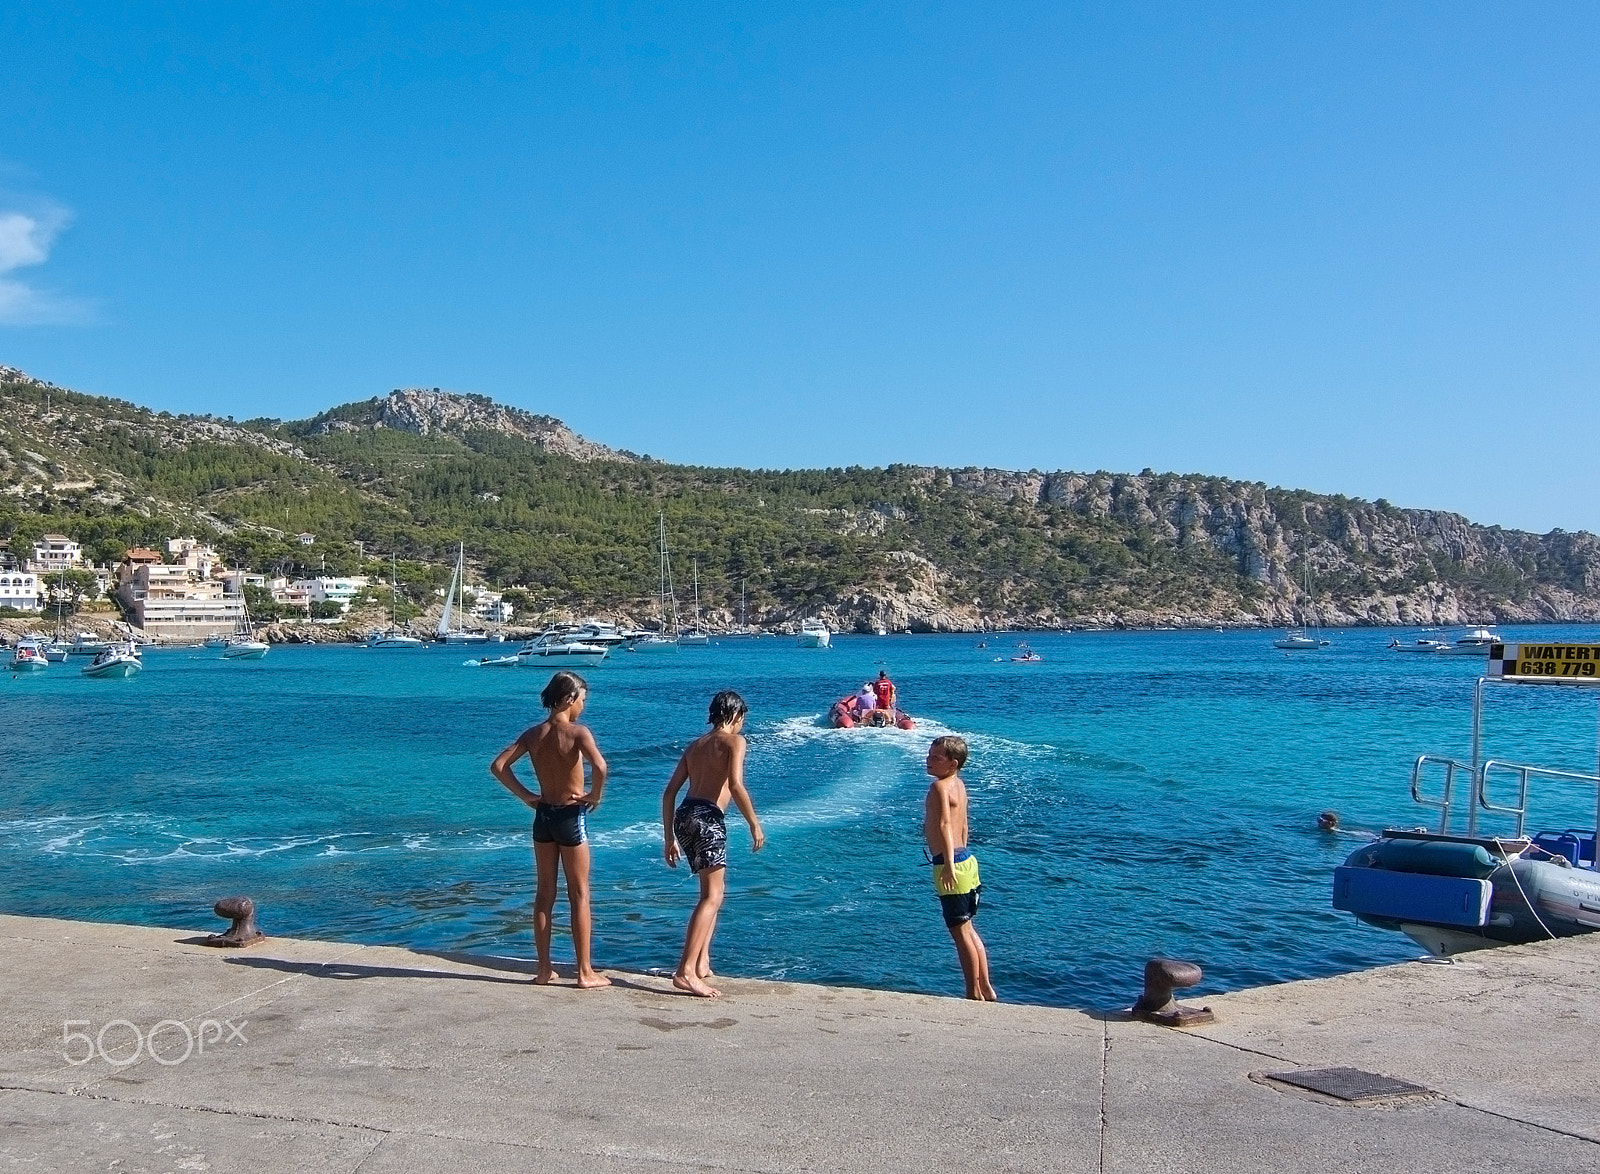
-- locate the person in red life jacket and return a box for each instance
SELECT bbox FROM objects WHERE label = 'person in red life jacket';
[873,670,897,716]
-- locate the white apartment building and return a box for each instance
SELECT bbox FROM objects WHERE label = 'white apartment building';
[0,571,40,612]
[116,560,244,638]
[269,578,311,610]
[471,589,514,624]
[30,535,82,573]
[167,538,224,579]
[291,576,369,612]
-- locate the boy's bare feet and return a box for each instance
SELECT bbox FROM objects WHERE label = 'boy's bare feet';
[673,972,722,998]
[534,968,558,985]
[981,983,999,1001]
[576,972,612,989]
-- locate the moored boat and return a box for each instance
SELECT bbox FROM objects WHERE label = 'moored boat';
[1388,635,1452,653]
[10,638,49,673]
[1331,640,1600,956]
[80,641,142,678]
[516,633,608,668]
[1437,627,1503,655]
[797,619,830,649]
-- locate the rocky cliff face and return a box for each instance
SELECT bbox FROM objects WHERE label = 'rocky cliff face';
[309,389,635,463]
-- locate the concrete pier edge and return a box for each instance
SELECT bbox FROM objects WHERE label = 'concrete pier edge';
[2,912,1596,1172]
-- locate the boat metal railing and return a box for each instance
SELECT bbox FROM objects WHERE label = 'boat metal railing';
[1410,754,1469,834]
[1477,759,1600,840]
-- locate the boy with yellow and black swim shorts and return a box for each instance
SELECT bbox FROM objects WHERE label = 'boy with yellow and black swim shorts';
[923,735,997,1001]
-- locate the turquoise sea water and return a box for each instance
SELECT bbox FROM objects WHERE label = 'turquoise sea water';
[6,627,1600,1009]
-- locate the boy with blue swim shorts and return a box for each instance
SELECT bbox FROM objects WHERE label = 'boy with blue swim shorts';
[923,735,997,1001]
[490,670,611,989]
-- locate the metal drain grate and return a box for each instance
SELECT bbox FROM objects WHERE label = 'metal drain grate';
[1265,1067,1434,1103]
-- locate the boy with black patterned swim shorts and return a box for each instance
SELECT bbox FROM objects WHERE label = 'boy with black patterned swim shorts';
[661,690,765,998]
[490,670,611,989]
[924,735,997,1001]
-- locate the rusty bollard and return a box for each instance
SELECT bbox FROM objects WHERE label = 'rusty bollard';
[1131,957,1215,1027]
[201,896,266,947]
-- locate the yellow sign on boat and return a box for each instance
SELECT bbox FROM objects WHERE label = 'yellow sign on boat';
[1491,644,1600,681]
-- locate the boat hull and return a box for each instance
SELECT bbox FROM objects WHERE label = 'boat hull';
[81,658,141,678]
[1334,834,1600,956]
[518,649,608,668]
[222,642,270,660]
[629,637,679,654]
[828,697,914,730]
[10,656,48,673]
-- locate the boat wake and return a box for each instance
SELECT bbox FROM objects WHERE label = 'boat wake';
[0,813,526,865]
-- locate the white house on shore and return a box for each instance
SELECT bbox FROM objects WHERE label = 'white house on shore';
[30,535,82,573]
[291,576,369,613]
[0,571,41,612]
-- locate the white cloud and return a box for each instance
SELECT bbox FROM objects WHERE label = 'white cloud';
[0,203,95,326]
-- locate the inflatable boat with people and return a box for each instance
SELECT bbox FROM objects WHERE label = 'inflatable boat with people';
[827,670,915,729]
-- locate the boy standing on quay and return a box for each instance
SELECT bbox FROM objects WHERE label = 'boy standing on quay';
[924,735,997,1001]
[662,690,765,998]
[490,670,611,989]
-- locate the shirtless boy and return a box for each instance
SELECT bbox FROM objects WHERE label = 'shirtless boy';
[490,670,611,989]
[924,735,997,1001]
[661,690,765,998]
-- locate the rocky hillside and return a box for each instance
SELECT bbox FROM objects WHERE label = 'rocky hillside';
[3,364,1598,631]
[289,388,636,463]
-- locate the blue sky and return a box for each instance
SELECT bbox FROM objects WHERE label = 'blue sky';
[3,4,1597,532]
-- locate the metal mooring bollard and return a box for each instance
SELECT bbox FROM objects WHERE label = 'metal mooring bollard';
[1131,957,1215,1027]
[201,896,267,947]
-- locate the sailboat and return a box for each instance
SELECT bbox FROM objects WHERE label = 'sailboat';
[631,514,681,654]
[367,554,424,647]
[437,542,489,644]
[42,565,71,660]
[1274,542,1329,650]
[220,591,270,659]
[677,561,709,646]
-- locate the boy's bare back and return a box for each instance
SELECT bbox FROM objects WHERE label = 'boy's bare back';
[520,719,599,805]
[679,728,746,808]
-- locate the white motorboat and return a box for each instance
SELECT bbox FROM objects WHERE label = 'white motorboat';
[563,620,629,647]
[41,638,70,662]
[437,542,490,644]
[10,638,49,673]
[1437,627,1503,655]
[67,632,109,657]
[517,631,608,668]
[204,634,229,650]
[797,619,831,649]
[1388,635,1452,653]
[80,641,142,678]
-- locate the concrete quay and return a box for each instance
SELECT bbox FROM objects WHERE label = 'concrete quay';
[2,912,1596,1173]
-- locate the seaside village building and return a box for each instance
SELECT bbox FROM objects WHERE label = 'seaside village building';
[115,542,244,639]
[290,576,369,612]
[30,534,83,574]
[0,569,41,611]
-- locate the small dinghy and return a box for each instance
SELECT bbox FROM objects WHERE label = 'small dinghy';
[81,641,142,679]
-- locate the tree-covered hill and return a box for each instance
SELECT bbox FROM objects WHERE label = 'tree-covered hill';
[3,366,1598,630]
